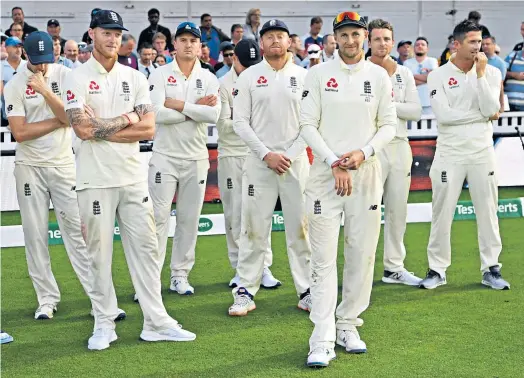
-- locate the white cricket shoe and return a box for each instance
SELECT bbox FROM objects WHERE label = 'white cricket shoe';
[307,347,336,368]
[0,331,14,344]
[229,273,240,288]
[336,327,367,353]
[34,304,57,320]
[170,276,195,295]
[133,293,139,303]
[298,290,312,312]
[89,308,127,321]
[88,328,117,351]
[382,270,423,286]
[228,287,256,316]
[261,267,282,288]
[419,269,447,290]
[140,324,196,342]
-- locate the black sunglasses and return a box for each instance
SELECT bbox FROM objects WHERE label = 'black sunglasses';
[223,53,234,57]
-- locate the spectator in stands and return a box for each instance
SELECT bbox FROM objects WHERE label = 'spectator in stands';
[396,40,412,65]
[302,16,323,50]
[200,43,217,67]
[77,43,92,63]
[243,8,261,42]
[504,23,524,111]
[138,8,173,52]
[117,34,138,69]
[152,32,173,63]
[321,34,337,62]
[6,7,37,40]
[138,42,157,78]
[169,49,176,60]
[1,33,7,60]
[154,54,166,66]
[200,13,230,61]
[197,44,216,75]
[216,43,235,78]
[289,34,304,64]
[52,35,72,68]
[231,24,244,46]
[1,37,26,125]
[468,11,490,38]
[8,23,24,41]
[438,35,454,66]
[301,43,322,69]
[482,35,506,112]
[82,8,101,45]
[495,44,501,55]
[64,40,81,68]
[403,37,438,115]
[47,19,66,52]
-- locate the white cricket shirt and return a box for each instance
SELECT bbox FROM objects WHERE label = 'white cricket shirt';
[233,55,308,161]
[4,63,73,167]
[299,54,397,167]
[63,57,152,190]
[149,57,220,161]
[217,68,248,158]
[428,60,501,163]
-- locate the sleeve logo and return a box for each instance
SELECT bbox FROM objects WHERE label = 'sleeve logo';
[302,90,309,99]
[149,85,154,91]
[7,104,13,112]
[430,89,437,98]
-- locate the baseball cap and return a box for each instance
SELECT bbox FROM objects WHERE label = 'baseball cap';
[47,19,60,27]
[234,39,262,68]
[220,41,235,52]
[90,10,128,31]
[5,36,23,47]
[307,44,321,59]
[333,11,367,31]
[260,19,289,37]
[23,32,54,65]
[175,22,201,39]
[79,43,93,53]
[397,40,412,48]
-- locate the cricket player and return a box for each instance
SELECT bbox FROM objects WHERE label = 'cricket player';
[148,22,220,295]
[299,12,397,367]
[63,10,195,350]
[4,31,125,322]
[420,20,510,290]
[217,39,281,289]
[228,19,311,316]
[367,19,423,286]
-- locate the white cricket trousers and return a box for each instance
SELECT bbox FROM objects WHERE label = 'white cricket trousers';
[233,153,311,297]
[14,164,91,307]
[306,158,382,350]
[217,155,273,269]
[77,181,178,331]
[378,140,412,272]
[148,152,209,278]
[427,147,502,276]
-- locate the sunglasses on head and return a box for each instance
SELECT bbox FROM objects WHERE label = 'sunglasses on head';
[177,22,198,30]
[334,11,361,24]
[308,50,320,54]
[223,52,234,57]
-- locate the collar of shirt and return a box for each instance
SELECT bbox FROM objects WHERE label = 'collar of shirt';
[448,56,476,74]
[21,63,52,78]
[87,56,120,76]
[171,57,201,78]
[336,51,366,72]
[261,53,295,71]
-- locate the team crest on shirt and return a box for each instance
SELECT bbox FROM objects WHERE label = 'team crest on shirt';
[25,85,38,99]
[325,78,338,92]
[448,77,459,89]
[394,74,404,90]
[195,78,204,95]
[88,81,102,95]
[288,76,298,93]
[51,82,60,95]
[121,81,131,101]
[360,80,374,102]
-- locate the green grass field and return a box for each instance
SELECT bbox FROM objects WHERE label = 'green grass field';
[1,189,523,377]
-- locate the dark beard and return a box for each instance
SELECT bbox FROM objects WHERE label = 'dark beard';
[415,52,425,57]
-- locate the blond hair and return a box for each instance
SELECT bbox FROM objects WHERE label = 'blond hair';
[152,32,166,42]
[245,8,261,25]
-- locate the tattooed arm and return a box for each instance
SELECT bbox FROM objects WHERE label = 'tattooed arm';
[66,108,136,141]
[105,104,156,143]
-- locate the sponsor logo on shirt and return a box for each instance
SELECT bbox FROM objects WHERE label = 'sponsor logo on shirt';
[302,90,309,99]
[232,88,238,97]
[149,85,154,91]
[167,76,177,86]
[325,78,338,92]
[256,76,268,87]
[7,104,13,113]
[430,89,437,98]
[25,85,37,99]
[89,81,101,94]
[66,90,76,103]
[448,77,459,89]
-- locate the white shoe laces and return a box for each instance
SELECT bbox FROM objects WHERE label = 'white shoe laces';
[234,294,252,308]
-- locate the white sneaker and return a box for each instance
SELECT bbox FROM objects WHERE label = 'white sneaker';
[229,273,240,288]
[0,331,14,344]
[88,328,117,351]
[336,327,367,353]
[228,287,256,316]
[170,276,195,295]
[89,308,127,321]
[133,293,139,303]
[261,267,282,288]
[34,304,57,320]
[140,324,196,342]
[298,290,312,312]
[307,347,336,368]
[382,270,423,286]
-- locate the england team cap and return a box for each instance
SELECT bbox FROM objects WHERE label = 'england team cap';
[90,10,128,31]
[260,19,289,37]
[175,22,201,39]
[23,32,54,65]
[234,39,261,68]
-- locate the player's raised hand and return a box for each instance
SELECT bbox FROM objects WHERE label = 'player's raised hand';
[339,150,365,170]
[331,166,352,196]
[263,152,291,175]
[27,72,49,95]
[475,52,488,78]
[383,56,398,77]
[196,95,217,107]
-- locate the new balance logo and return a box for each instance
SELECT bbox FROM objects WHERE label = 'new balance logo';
[122,81,130,94]
[395,74,402,83]
[24,183,31,196]
[364,81,371,95]
[199,180,205,184]
[142,196,149,203]
[488,171,495,176]
[441,171,447,183]
[314,200,321,215]
[51,82,59,95]
[369,205,378,210]
[196,79,203,89]
[248,184,254,197]
[290,76,297,88]
[155,172,161,183]
[93,201,101,215]
[226,178,233,189]
[149,85,154,91]
[71,186,76,191]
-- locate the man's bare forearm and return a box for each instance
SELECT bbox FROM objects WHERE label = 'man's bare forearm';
[135,104,154,117]
[107,106,155,143]
[9,117,63,142]
[66,108,129,140]
[506,71,523,80]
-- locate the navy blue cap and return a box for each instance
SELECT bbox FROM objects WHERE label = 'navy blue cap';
[90,10,128,31]
[175,22,201,39]
[260,19,289,37]
[23,32,54,65]
[397,40,412,48]
[234,39,262,68]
